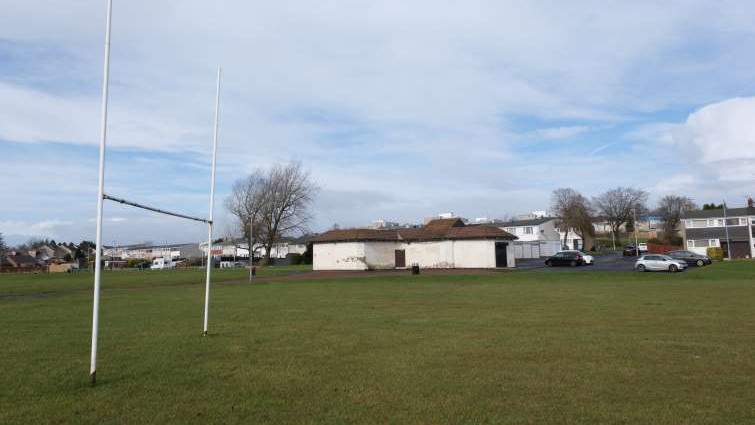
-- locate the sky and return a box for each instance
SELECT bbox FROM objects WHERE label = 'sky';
[2,0,755,246]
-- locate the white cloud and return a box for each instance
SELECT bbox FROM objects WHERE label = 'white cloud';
[0,220,75,239]
[672,97,755,163]
[645,97,755,201]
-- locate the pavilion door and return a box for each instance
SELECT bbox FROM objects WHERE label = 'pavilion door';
[495,242,508,268]
[394,250,406,268]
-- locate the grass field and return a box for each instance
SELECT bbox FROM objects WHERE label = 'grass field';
[1,263,754,424]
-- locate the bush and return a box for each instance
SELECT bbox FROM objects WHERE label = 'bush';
[127,258,151,268]
[299,244,313,265]
[706,247,724,261]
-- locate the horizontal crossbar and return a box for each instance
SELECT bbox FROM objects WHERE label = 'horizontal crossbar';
[103,194,211,224]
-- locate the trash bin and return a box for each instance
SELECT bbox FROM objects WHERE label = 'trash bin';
[411,264,420,275]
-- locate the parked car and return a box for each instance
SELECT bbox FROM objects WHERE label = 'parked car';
[622,243,648,257]
[634,254,687,272]
[666,250,712,267]
[545,251,586,267]
[564,250,594,265]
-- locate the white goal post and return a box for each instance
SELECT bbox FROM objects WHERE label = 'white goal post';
[89,0,222,386]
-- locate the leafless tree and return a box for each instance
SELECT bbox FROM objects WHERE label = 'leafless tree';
[656,195,696,243]
[551,188,595,251]
[592,187,648,245]
[0,233,8,272]
[225,162,317,266]
[224,170,268,268]
[258,162,318,264]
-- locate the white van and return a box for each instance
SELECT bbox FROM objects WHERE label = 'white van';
[150,257,176,270]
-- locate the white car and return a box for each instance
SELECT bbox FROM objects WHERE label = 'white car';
[564,250,594,265]
[634,254,687,273]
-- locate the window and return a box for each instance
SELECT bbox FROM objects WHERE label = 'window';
[691,219,707,228]
[688,239,716,248]
[504,227,515,234]
[524,226,534,234]
[725,218,742,226]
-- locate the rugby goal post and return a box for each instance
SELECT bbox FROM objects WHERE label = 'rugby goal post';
[90,0,222,385]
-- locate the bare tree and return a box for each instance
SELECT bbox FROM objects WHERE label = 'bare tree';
[224,170,268,269]
[0,233,8,272]
[656,195,696,244]
[592,187,648,247]
[551,188,595,251]
[258,162,317,264]
[225,162,317,266]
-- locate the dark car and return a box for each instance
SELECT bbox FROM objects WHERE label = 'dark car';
[622,244,648,257]
[666,250,712,267]
[545,251,586,267]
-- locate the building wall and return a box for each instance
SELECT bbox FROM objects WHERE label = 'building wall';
[405,241,447,268]
[313,239,516,270]
[513,241,541,259]
[452,240,505,268]
[539,241,563,257]
[289,243,308,255]
[363,242,400,269]
[500,219,581,255]
[313,242,368,270]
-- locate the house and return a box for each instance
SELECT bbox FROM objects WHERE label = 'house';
[592,215,662,239]
[199,239,291,262]
[311,218,517,270]
[287,235,313,255]
[53,243,74,260]
[497,216,582,258]
[104,243,204,261]
[682,200,755,258]
[5,253,38,269]
[28,245,55,262]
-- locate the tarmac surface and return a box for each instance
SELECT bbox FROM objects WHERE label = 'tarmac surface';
[516,252,646,272]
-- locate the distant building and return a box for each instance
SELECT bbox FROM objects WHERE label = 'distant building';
[103,243,203,261]
[5,253,38,269]
[498,217,582,258]
[198,239,290,261]
[311,218,517,270]
[682,201,755,258]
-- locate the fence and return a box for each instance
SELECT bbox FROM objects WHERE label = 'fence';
[647,243,682,254]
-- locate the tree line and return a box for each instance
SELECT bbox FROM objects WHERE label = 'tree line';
[551,186,696,249]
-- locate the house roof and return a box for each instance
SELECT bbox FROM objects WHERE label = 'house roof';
[311,218,516,243]
[683,207,755,219]
[497,217,555,227]
[7,253,37,267]
[288,234,314,244]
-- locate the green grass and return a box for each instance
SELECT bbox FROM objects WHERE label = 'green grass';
[1,263,754,424]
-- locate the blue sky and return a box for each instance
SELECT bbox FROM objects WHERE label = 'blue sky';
[2,0,755,245]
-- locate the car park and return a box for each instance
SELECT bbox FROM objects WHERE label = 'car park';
[545,251,586,267]
[634,254,687,272]
[666,250,712,267]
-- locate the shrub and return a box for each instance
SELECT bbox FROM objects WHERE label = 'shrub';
[706,247,724,261]
[127,258,151,268]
